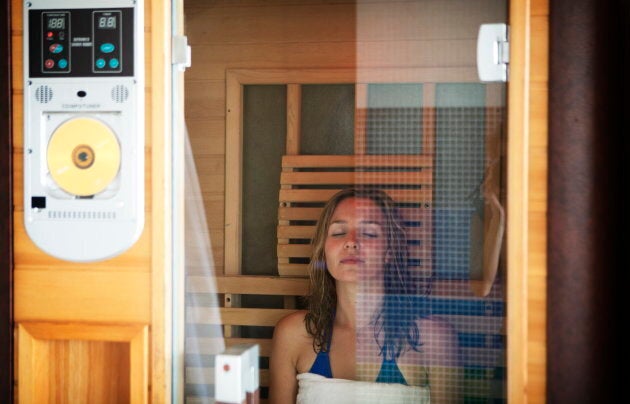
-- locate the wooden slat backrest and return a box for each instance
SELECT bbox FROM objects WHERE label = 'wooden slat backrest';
[186,275,307,394]
[278,154,434,277]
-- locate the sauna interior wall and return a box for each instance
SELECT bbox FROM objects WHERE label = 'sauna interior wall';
[184,0,498,271]
[184,0,548,402]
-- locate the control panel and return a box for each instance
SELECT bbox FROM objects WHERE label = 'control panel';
[29,7,134,77]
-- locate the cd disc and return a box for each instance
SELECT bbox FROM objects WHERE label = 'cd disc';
[47,117,121,196]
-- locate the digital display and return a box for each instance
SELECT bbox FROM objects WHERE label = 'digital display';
[47,17,65,30]
[97,16,117,29]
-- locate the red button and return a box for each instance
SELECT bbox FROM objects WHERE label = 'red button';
[44,59,54,69]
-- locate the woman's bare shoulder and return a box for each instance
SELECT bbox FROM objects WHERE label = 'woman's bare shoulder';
[271,310,317,375]
[415,315,459,366]
[273,310,310,344]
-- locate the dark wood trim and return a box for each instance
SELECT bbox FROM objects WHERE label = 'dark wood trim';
[548,0,625,402]
[0,0,14,401]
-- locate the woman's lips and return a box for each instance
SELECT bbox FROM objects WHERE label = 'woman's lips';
[340,257,363,264]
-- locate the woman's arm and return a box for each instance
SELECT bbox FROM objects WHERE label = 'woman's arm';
[420,317,461,404]
[269,311,307,404]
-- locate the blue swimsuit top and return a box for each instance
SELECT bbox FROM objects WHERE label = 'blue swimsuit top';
[309,329,408,385]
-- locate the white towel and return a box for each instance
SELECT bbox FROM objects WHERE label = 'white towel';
[296,373,430,404]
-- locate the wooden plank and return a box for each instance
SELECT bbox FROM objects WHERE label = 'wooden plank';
[184,80,226,120]
[278,224,428,241]
[17,323,148,403]
[186,0,506,43]
[528,2,549,403]
[507,0,530,402]
[19,323,147,342]
[277,244,312,258]
[277,225,316,239]
[356,0,506,42]
[398,207,433,221]
[14,269,151,324]
[17,324,35,403]
[279,188,433,203]
[130,325,149,404]
[213,275,308,295]
[226,338,273,357]
[277,263,309,277]
[406,246,431,262]
[286,84,302,155]
[188,307,297,327]
[224,72,244,276]
[184,3,357,46]
[185,337,273,357]
[278,209,432,227]
[278,243,429,261]
[186,119,226,155]
[280,170,433,185]
[278,207,322,221]
[187,45,477,82]
[282,154,433,168]
[150,0,171,400]
[355,84,368,153]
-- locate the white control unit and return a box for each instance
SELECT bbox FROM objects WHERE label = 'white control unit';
[23,0,144,262]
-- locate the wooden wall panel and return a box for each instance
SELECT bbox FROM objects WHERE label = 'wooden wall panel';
[528,1,549,402]
[18,323,148,404]
[11,0,170,401]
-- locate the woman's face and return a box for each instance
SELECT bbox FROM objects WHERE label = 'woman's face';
[324,197,387,283]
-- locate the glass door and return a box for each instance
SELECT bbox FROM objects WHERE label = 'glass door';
[177,0,511,402]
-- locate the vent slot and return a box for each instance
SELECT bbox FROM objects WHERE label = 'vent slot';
[47,211,117,220]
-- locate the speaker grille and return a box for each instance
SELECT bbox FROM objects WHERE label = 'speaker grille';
[47,211,117,220]
[111,85,129,103]
[35,85,53,103]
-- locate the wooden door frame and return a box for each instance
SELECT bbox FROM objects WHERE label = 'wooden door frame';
[1,0,14,401]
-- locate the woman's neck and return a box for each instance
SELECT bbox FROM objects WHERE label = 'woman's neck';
[335,281,384,330]
[334,281,357,329]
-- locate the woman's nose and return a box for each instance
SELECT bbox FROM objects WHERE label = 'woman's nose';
[344,240,358,249]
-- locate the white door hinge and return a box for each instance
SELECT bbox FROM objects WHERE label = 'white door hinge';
[477,24,509,82]
[172,35,191,72]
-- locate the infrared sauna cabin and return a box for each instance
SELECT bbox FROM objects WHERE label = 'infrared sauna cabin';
[10,0,613,402]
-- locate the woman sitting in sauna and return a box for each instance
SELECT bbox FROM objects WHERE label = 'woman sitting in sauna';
[270,188,460,403]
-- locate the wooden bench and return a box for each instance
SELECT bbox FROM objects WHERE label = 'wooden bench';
[186,275,307,400]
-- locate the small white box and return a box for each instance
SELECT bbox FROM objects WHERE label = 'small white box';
[215,344,260,404]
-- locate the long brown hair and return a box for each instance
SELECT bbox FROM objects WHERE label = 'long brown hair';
[304,187,421,358]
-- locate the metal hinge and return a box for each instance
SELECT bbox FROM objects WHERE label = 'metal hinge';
[172,35,191,72]
[477,24,509,82]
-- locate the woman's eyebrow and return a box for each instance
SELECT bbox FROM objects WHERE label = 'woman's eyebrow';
[360,221,382,226]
